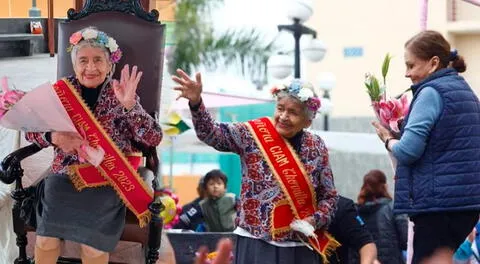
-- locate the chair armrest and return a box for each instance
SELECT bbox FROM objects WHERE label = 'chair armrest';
[0,144,42,184]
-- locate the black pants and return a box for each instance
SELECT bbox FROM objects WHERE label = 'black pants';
[411,211,479,264]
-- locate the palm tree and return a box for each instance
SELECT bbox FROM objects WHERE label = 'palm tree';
[169,0,274,83]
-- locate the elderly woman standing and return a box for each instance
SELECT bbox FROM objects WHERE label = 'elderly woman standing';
[373,30,480,263]
[25,27,162,264]
[172,70,338,264]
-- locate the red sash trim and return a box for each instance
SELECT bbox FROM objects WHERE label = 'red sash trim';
[246,117,339,263]
[54,79,153,227]
[69,154,143,189]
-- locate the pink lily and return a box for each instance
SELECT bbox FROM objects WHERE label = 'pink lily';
[0,76,25,111]
[376,94,410,132]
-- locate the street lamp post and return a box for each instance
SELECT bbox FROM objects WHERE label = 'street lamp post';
[29,0,41,17]
[277,19,317,78]
[323,90,330,130]
[267,1,333,130]
[267,0,326,80]
[318,72,336,131]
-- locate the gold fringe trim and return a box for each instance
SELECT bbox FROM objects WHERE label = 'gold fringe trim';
[270,199,291,240]
[67,166,88,191]
[317,232,341,264]
[68,164,110,191]
[126,152,143,157]
[57,79,153,227]
[246,117,340,262]
[246,118,315,219]
[279,120,318,208]
[60,79,153,198]
[138,210,152,228]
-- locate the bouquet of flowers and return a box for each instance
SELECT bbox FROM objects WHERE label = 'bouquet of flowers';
[364,54,410,136]
[0,77,25,119]
[0,77,104,166]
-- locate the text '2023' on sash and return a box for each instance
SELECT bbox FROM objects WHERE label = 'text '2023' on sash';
[53,79,153,227]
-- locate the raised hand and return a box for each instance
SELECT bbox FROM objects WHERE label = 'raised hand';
[171,69,203,105]
[112,64,143,111]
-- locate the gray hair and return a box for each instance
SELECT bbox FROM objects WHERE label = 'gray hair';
[276,91,316,120]
[71,39,114,91]
[70,39,111,67]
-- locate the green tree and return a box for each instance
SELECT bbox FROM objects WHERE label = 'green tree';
[170,0,274,83]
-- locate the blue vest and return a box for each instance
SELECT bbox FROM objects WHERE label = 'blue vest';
[394,68,480,214]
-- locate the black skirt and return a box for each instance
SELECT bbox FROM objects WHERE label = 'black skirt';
[234,235,321,264]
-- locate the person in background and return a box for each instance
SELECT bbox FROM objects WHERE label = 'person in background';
[199,169,237,232]
[326,195,379,264]
[356,169,408,264]
[26,27,162,264]
[173,176,206,231]
[454,218,480,264]
[372,30,480,263]
[172,70,338,263]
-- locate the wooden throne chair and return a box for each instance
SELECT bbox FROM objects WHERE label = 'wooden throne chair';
[0,0,166,263]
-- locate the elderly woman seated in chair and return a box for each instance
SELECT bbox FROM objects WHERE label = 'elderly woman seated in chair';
[25,27,163,264]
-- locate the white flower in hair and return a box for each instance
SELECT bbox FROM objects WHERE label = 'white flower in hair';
[297,87,314,102]
[106,37,119,52]
[82,28,98,40]
[302,82,314,89]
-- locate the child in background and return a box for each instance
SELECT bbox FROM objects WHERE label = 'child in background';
[199,170,237,232]
[173,176,206,231]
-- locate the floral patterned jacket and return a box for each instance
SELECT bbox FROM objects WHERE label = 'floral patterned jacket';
[191,101,338,242]
[26,76,163,174]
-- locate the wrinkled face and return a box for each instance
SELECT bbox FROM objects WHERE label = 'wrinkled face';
[73,46,111,88]
[273,96,312,138]
[206,178,226,199]
[404,48,439,85]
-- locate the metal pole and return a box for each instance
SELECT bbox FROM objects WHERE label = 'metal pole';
[47,0,54,57]
[168,137,174,188]
[323,91,330,131]
[293,19,301,78]
[29,0,41,17]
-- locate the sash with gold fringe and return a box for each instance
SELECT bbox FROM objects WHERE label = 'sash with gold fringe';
[53,78,153,227]
[246,117,339,263]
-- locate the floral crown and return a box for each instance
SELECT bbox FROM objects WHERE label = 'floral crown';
[270,79,322,113]
[68,27,123,64]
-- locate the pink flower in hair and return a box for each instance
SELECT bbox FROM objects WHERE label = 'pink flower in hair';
[69,31,83,45]
[306,97,321,112]
[110,49,123,64]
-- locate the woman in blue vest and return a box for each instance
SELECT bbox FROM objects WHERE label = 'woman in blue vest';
[372,30,480,263]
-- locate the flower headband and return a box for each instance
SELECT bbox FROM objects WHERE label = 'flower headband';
[68,28,123,64]
[270,79,322,113]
